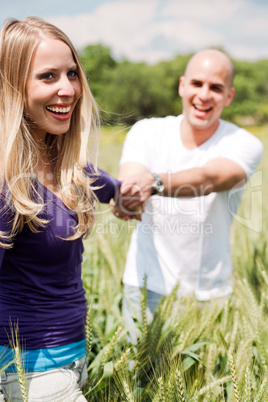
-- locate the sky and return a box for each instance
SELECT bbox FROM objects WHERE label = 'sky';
[1,0,268,64]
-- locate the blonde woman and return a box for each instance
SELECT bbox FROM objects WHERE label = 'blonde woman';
[0,17,124,401]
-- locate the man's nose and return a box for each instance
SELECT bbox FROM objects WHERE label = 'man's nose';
[199,84,210,100]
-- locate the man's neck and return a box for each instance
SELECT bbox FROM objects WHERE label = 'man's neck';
[180,118,219,150]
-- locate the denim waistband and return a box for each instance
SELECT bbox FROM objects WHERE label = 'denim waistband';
[0,356,86,384]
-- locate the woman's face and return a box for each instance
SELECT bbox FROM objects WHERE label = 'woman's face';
[24,36,82,141]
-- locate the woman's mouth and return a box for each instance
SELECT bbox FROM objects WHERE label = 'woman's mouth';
[46,105,71,115]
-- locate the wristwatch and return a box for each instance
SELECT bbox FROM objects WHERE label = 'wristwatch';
[151,173,164,195]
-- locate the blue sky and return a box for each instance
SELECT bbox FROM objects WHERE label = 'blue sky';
[1,0,268,63]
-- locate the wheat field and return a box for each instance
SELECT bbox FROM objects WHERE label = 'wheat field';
[80,126,268,401]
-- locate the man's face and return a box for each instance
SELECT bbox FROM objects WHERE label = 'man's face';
[179,53,235,135]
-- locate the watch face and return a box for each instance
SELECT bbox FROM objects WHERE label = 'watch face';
[152,173,164,194]
[157,181,164,193]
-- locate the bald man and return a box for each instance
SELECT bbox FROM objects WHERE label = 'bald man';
[117,49,263,343]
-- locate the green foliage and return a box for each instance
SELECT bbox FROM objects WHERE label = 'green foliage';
[80,44,117,107]
[99,60,182,124]
[80,45,268,125]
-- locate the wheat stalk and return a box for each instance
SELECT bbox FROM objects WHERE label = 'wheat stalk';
[229,310,239,355]
[148,314,164,355]
[101,326,122,369]
[195,302,219,340]
[122,379,135,402]
[14,345,28,402]
[198,375,231,396]
[93,321,106,347]
[153,376,166,402]
[236,340,252,383]
[243,367,251,402]
[8,323,28,402]
[85,307,94,360]
[175,369,186,402]
[141,278,148,339]
[221,300,229,334]
[205,342,216,380]
[256,377,268,402]
[161,282,179,322]
[114,347,132,371]
[228,352,241,402]
[166,372,176,401]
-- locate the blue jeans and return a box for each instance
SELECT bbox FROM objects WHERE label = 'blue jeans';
[122,284,164,344]
[0,357,87,402]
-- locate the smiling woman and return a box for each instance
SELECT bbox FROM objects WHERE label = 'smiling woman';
[24,37,82,140]
[0,16,125,402]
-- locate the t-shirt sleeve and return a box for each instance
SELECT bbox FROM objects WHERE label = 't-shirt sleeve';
[220,128,263,179]
[83,164,121,203]
[119,119,152,167]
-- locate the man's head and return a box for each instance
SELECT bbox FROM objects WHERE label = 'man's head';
[179,49,235,136]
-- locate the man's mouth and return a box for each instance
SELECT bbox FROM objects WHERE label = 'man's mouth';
[194,104,212,112]
[46,106,71,115]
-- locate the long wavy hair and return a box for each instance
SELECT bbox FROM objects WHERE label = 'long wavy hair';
[0,16,100,247]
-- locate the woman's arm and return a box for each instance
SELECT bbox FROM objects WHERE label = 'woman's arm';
[84,165,121,204]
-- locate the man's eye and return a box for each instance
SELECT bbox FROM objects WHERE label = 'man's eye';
[192,81,202,87]
[211,86,223,93]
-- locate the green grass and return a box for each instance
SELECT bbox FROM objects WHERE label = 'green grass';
[79,126,268,400]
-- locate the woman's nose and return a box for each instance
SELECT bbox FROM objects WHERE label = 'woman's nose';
[57,76,75,97]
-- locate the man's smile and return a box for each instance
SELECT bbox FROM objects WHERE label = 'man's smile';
[193,104,213,112]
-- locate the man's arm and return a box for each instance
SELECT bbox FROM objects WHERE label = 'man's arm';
[160,157,246,197]
[118,161,150,179]
[119,157,247,210]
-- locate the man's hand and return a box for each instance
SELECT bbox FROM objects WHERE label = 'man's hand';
[109,187,145,221]
[119,172,155,210]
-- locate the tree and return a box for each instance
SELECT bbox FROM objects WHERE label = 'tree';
[80,44,117,99]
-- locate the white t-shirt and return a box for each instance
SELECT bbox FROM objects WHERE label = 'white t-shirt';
[120,115,263,301]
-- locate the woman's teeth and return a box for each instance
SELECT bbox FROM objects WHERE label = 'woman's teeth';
[46,106,71,114]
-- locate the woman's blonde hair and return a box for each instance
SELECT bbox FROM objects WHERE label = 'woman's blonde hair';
[0,16,100,247]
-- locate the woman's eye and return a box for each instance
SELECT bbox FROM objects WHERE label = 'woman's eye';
[40,73,54,80]
[67,70,78,79]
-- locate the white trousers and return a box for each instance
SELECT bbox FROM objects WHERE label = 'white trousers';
[0,356,87,401]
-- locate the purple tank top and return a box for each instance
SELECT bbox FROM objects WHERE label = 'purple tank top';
[0,165,120,350]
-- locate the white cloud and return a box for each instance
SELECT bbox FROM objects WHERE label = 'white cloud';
[47,0,268,63]
[162,0,243,22]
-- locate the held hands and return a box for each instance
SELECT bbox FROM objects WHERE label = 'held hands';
[120,172,155,208]
[109,198,144,221]
[110,172,155,221]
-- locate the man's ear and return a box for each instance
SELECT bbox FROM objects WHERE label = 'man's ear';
[225,87,235,107]
[178,76,185,98]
